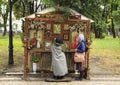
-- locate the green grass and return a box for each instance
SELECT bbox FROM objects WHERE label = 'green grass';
[90,36,120,57]
[90,36,120,58]
[0,35,23,50]
[90,36,120,72]
[0,34,24,74]
[91,37,120,50]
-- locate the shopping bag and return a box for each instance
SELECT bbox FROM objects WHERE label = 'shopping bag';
[74,52,85,62]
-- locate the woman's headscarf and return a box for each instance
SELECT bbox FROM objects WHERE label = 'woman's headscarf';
[78,34,84,41]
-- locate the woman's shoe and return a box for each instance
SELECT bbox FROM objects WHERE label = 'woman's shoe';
[75,77,80,80]
[75,71,84,81]
[75,77,83,81]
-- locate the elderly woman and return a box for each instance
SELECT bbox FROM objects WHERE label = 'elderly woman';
[51,36,68,79]
[75,34,86,80]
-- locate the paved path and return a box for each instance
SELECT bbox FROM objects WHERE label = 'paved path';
[1,71,120,85]
[0,80,120,85]
[0,76,120,85]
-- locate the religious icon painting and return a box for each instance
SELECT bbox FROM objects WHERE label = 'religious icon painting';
[62,41,69,52]
[53,24,61,34]
[64,24,69,31]
[45,31,51,38]
[45,41,52,51]
[63,33,69,41]
[46,24,51,30]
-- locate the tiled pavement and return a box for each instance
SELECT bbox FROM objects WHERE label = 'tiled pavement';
[0,78,120,85]
[0,74,120,85]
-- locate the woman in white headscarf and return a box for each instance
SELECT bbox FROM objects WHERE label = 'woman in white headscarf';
[75,34,86,80]
[51,36,68,79]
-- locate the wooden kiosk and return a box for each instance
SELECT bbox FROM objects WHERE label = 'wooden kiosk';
[22,7,91,80]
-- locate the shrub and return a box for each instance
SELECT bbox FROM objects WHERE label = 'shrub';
[90,33,95,39]
[31,53,39,63]
[102,33,106,39]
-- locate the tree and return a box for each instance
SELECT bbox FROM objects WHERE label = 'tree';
[11,0,120,38]
[101,0,120,38]
[0,0,9,36]
[112,1,120,28]
[12,0,48,19]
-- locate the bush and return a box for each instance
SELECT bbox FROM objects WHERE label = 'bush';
[31,53,39,63]
[102,33,106,39]
[90,33,95,39]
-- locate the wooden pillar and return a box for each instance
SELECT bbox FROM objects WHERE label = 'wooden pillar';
[86,20,91,80]
[23,37,29,79]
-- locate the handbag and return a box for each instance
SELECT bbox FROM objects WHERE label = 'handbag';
[74,52,85,62]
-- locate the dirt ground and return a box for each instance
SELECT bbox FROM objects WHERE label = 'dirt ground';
[3,57,120,76]
[90,57,120,75]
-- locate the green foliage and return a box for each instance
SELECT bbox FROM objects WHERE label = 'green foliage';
[0,23,4,28]
[42,0,55,7]
[12,0,32,19]
[7,0,120,37]
[61,7,71,20]
[46,6,71,22]
[101,23,108,32]
[31,54,39,63]
[90,32,95,39]
[107,19,112,27]
[101,33,106,39]
[97,21,108,33]
[112,10,120,25]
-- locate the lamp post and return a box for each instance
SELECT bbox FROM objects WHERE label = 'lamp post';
[8,0,14,65]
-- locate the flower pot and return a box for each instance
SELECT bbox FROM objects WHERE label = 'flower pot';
[32,63,37,74]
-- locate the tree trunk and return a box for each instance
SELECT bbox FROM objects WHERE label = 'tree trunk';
[2,25,7,36]
[29,1,34,14]
[21,0,25,17]
[2,8,9,36]
[111,18,116,38]
[94,28,98,38]
[111,0,116,38]
[35,0,37,12]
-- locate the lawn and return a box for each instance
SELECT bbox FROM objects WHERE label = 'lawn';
[91,37,120,50]
[0,35,120,74]
[0,35,24,74]
[90,36,120,73]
